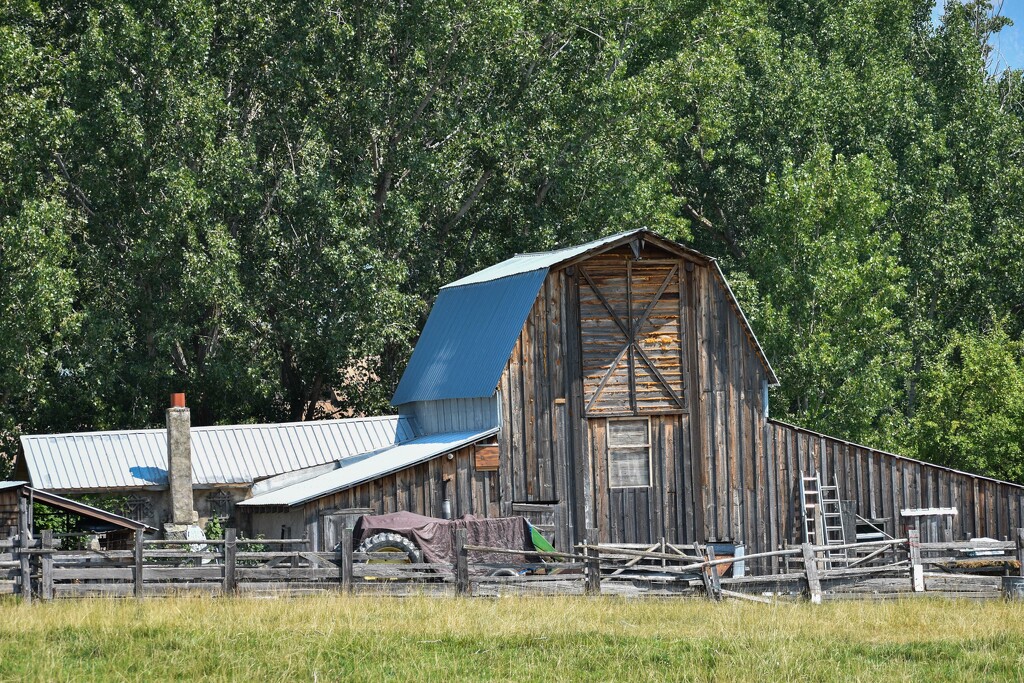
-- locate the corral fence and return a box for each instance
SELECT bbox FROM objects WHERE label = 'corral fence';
[2,528,1022,602]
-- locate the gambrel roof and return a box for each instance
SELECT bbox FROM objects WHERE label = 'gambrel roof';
[391,229,778,406]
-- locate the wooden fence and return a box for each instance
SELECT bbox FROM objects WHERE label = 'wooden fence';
[2,528,1022,602]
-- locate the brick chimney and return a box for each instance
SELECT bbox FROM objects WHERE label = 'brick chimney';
[166,393,197,528]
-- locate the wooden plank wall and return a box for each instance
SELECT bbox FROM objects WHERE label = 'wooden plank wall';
[690,259,769,553]
[497,274,568,547]
[0,489,18,536]
[588,414,697,545]
[763,421,1024,559]
[302,443,500,549]
[578,255,685,414]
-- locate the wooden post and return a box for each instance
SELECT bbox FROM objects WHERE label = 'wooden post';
[907,529,924,592]
[584,541,601,595]
[17,494,31,604]
[223,528,237,595]
[1015,528,1023,578]
[706,546,722,601]
[339,527,353,593]
[801,543,821,604]
[454,528,469,596]
[40,530,53,601]
[133,529,144,598]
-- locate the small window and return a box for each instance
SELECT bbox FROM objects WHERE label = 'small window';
[607,418,651,488]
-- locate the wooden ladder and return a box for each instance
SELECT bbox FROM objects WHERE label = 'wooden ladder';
[800,475,848,569]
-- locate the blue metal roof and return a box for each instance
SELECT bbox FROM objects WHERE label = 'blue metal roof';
[392,231,652,406]
[392,229,778,406]
[391,269,549,404]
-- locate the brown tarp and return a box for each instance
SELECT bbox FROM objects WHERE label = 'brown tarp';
[353,511,532,574]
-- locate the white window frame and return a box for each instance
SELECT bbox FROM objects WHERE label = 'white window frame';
[606,417,652,489]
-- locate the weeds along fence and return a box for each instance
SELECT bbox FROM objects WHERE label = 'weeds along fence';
[1,528,1022,602]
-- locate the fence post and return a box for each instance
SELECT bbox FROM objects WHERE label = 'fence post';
[133,529,144,598]
[1015,528,1024,578]
[17,494,31,604]
[907,529,924,592]
[801,543,821,604]
[454,528,469,596]
[223,528,237,595]
[339,527,353,593]
[584,541,601,595]
[705,546,722,601]
[40,530,53,601]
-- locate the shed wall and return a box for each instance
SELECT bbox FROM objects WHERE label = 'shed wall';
[296,443,500,550]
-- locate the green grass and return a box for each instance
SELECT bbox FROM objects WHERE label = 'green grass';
[1,595,1023,681]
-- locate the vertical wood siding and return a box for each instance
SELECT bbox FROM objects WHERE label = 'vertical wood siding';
[292,237,1024,567]
[301,443,498,548]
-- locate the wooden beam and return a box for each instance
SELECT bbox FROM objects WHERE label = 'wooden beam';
[40,530,53,601]
[134,529,144,598]
[802,543,821,604]
[223,528,237,595]
[454,528,469,596]
[340,527,353,592]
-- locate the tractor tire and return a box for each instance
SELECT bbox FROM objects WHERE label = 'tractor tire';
[356,532,422,564]
[488,568,519,577]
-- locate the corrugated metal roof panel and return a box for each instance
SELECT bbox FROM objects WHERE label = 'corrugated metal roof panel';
[391,269,548,404]
[238,428,498,507]
[19,415,418,492]
[442,230,640,289]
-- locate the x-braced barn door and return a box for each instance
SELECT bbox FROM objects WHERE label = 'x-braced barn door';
[578,257,687,415]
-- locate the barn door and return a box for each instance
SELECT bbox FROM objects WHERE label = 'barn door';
[578,257,687,416]
[589,415,685,544]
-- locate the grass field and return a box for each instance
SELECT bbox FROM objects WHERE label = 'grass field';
[0,595,1022,681]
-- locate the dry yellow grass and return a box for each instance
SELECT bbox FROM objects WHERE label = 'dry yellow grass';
[1,595,1023,681]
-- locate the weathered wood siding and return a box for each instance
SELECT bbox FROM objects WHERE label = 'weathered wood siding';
[299,443,499,550]
[690,262,771,550]
[496,272,572,550]
[0,488,19,536]
[293,233,1024,565]
[758,420,1024,570]
[578,255,686,414]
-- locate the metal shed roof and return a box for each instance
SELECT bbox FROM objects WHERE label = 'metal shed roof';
[392,229,777,405]
[238,428,498,507]
[19,415,418,492]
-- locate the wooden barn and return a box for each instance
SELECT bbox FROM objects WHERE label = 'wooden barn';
[17,229,1024,570]
[240,229,1024,562]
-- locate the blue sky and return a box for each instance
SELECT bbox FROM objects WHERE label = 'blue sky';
[933,0,1024,70]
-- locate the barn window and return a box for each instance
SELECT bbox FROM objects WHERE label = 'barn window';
[607,418,651,488]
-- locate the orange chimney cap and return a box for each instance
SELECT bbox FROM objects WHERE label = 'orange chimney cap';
[170,393,186,408]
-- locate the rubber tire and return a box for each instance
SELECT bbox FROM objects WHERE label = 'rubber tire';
[356,532,422,563]
[489,568,519,577]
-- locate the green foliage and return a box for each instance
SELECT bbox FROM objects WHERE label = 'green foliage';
[911,320,1024,482]
[203,516,224,541]
[0,0,1022,482]
[749,148,909,446]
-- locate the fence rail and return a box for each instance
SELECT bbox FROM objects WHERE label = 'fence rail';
[2,527,1022,602]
